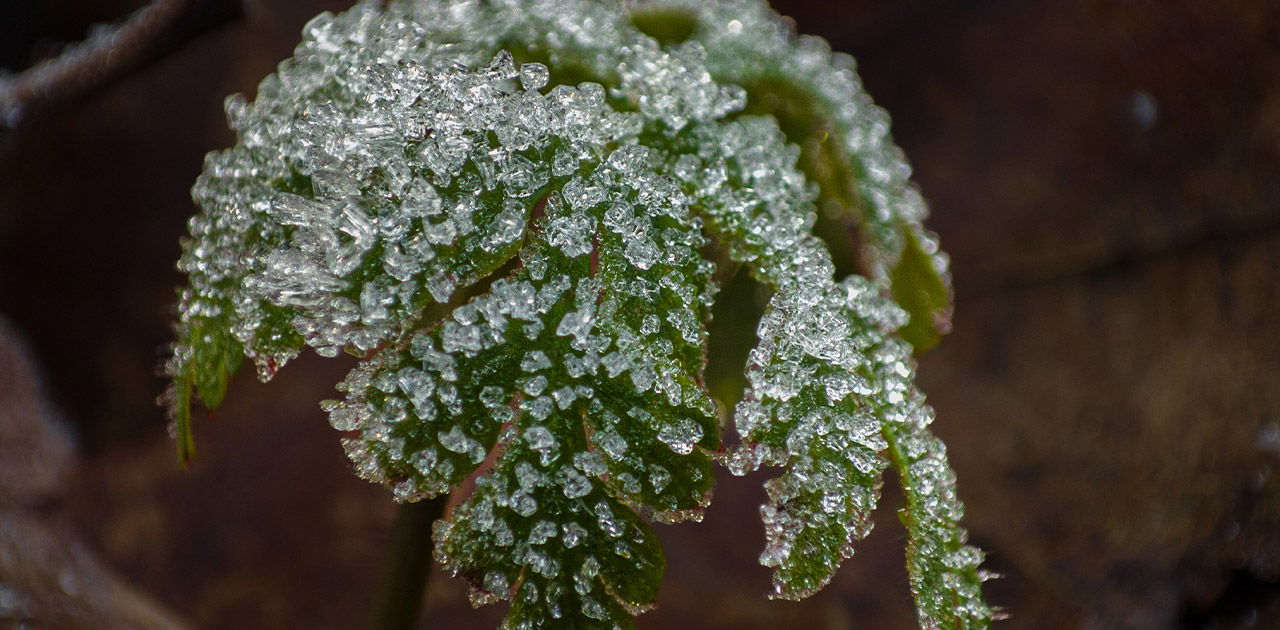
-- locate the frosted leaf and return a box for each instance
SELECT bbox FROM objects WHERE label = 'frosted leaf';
[652,0,954,350]
[168,0,986,627]
[437,440,666,629]
[880,364,992,627]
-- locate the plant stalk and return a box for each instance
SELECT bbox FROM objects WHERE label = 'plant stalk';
[369,495,449,630]
[0,0,243,133]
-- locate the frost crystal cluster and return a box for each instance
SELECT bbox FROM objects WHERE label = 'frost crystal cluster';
[168,0,991,627]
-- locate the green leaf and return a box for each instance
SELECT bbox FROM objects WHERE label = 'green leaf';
[885,408,993,628]
[890,226,953,352]
[167,1,991,627]
[731,281,891,599]
[671,0,955,352]
[436,447,665,628]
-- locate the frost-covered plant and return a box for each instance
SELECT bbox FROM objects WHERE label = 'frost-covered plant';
[167,0,991,627]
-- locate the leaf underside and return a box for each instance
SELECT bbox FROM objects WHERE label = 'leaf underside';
[166,0,989,627]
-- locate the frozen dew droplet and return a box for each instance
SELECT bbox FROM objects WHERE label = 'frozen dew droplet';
[484,571,510,597]
[519,62,549,91]
[511,490,538,517]
[426,274,456,303]
[581,595,609,621]
[657,418,703,456]
[329,405,361,431]
[503,154,549,198]
[573,450,606,476]
[484,199,527,251]
[524,425,559,465]
[545,215,595,258]
[521,350,552,372]
[648,465,671,493]
[529,520,558,545]
[521,374,549,396]
[594,429,627,460]
[523,396,553,421]
[594,501,625,538]
[439,425,485,464]
[486,50,518,80]
[561,522,588,549]
[559,465,593,499]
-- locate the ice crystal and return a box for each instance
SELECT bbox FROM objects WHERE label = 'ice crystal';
[167,1,989,627]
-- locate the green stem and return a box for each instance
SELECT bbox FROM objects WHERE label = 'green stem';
[369,495,449,630]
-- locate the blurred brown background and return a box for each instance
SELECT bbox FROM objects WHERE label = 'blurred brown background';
[1,0,1278,628]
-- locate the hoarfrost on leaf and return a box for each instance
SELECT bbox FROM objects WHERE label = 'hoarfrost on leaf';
[167,0,990,628]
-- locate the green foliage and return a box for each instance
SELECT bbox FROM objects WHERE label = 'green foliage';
[167,0,991,627]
